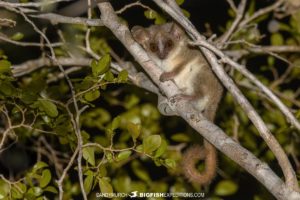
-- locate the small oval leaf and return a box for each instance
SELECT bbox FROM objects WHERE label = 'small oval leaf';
[131,160,151,182]
[271,33,284,46]
[82,147,95,166]
[0,60,11,74]
[117,150,132,161]
[99,178,113,194]
[33,161,48,171]
[11,32,24,41]
[143,135,161,154]
[44,186,58,194]
[215,180,238,196]
[38,99,58,118]
[40,169,51,188]
[154,139,167,158]
[164,158,176,169]
[112,116,121,131]
[117,70,128,82]
[84,90,100,102]
[127,122,141,141]
[84,173,94,194]
[92,54,111,76]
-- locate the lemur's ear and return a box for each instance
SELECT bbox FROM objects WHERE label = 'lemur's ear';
[131,26,150,47]
[170,23,184,40]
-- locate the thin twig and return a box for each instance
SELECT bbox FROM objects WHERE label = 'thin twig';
[115,1,152,14]
[239,0,285,28]
[30,13,103,26]
[219,0,247,45]
[0,33,62,47]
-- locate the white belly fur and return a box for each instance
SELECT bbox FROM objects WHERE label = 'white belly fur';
[164,57,203,95]
[163,57,208,111]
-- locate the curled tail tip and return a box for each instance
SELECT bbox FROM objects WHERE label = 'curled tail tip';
[181,144,217,185]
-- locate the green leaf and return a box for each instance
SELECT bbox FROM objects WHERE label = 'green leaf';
[15,182,26,193]
[112,176,131,193]
[144,10,157,19]
[247,0,256,16]
[0,180,9,199]
[11,186,23,199]
[131,160,151,182]
[106,152,113,162]
[27,187,43,197]
[33,161,48,171]
[124,94,140,109]
[117,70,128,82]
[171,133,190,142]
[21,92,38,104]
[11,32,24,41]
[181,9,190,18]
[267,56,275,67]
[154,15,166,25]
[82,147,95,166]
[41,115,51,124]
[112,116,121,130]
[154,139,167,158]
[117,150,132,161]
[214,180,238,196]
[130,181,147,192]
[127,122,141,141]
[0,60,11,74]
[98,165,107,177]
[84,171,94,194]
[136,145,143,152]
[143,135,161,154]
[104,71,114,81]
[164,159,176,169]
[81,108,111,129]
[144,10,166,24]
[24,75,46,95]
[99,178,113,194]
[78,76,94,91]
[271,33,284,46]
[92,54,111,76]
[44,186,58,194]
[0,82,14,96]
[38,99,59,118]
[40,169,51,188]
[176,0,184,5]
[91,60,97,73]
[84,90,100,102]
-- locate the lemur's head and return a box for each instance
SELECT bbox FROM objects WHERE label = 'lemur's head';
[131,22,185,60]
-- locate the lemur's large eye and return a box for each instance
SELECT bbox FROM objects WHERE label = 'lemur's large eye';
[165,40,173,48]
[149,43,158,52]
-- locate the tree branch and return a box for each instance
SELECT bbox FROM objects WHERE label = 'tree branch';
[30,13,103,26]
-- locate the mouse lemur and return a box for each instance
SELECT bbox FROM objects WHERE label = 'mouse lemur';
[131,22,223,185]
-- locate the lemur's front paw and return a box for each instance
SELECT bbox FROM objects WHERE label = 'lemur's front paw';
[169,94,196,104]
[169,94,184,104]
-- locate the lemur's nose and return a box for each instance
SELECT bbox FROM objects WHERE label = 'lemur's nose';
[158,51,167,59]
